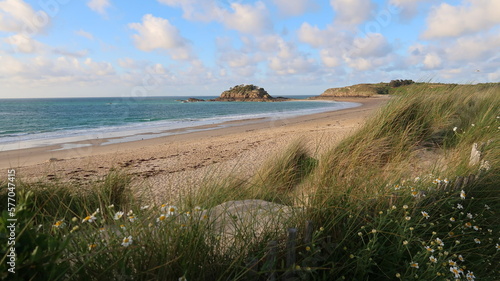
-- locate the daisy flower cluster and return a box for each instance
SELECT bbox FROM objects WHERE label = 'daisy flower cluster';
[396,178,498,279]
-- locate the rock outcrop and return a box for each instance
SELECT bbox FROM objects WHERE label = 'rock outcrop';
[212,84,288,102]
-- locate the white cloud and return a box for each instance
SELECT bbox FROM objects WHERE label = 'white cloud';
[75,29,94,40]
[422,0,500,39]
[297,23,330,47]
[0,54,116,85]
[4,33,44,53]
[422,53,441,69]
[87,0,111,15]
[445,33,500,61]
[350,33,392,58]
[157,0,273,34]
[273,0,317,16]
[389,0,430,20]
[0,53,24,75]
[298,22,393,70]
[221,2,272,35]
[320,49,341,67]
[157,0,222,22]
[117,57,148,69]
[129,14,194,60]
[330,0,375,26]
[0,0,49,34]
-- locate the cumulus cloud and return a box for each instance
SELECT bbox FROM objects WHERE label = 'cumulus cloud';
[272,0,317,16]
[157,0,273,34]
[445,33,500,62]
[3,34,45,53]
[298,22,393,70]
[157,0,222,22]
[117,57,148,69]
[221,2,272,34]
[75,29,94,40]
[267,36,317,75]
[422,0,500,39]
[423,53,442,69]
[0,0,49,34]
[389,0,429,20]
[129,14,194,60]
[330,0,375,26]
[0,54,116,85]
[87,0,111,15]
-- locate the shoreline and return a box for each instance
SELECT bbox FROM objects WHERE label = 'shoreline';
[4,96,389,200]
[0,99,359,153]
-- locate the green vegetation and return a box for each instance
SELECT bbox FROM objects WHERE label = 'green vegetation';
[1,84,499,280]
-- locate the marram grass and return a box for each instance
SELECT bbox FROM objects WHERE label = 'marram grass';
[1,83,499,280]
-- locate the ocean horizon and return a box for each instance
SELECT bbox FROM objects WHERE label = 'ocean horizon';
[0,96,360,151]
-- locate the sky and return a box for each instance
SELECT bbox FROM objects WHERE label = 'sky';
[0,0,499,98]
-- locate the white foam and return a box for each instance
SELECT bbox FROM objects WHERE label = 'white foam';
[0,101,360,152]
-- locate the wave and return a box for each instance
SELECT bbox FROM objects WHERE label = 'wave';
[0,101,360,151]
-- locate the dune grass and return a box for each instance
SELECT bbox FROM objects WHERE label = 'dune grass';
[1,83,499,280]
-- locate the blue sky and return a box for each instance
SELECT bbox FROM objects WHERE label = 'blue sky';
[0,0,499,98]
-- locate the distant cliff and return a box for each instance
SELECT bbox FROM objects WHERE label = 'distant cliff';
[316,84,384,98]
[212,84,288,102]
[311,80,416,99]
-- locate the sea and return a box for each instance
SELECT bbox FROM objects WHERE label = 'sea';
[0,96,360,151]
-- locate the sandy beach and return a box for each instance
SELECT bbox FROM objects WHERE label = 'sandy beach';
[3,96,389,202]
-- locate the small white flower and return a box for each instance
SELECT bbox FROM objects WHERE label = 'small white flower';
[121,235,133,247]
[421,211,430,219]
[114,211,124,220]
[436,238,444,246]
[466,270,475,280]
[429,255,437,263]
[157,214,167,223]
[166,205,178,216]
[53,220,65,229]
[140,205,150,210]
[460,190,466,200]
[410,262,419,268]
[82,215,96,223]
[179,277,187,281]
[457,203,464,209]
[450,266,461,278]
[453,127,458,132]
[474,238,481,244]
[467,213,473,219]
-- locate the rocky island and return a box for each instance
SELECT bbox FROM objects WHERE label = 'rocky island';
[213,84,277,102]
[182,84,289,102]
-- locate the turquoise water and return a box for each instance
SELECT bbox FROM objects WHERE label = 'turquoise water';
[0,96,359,150]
